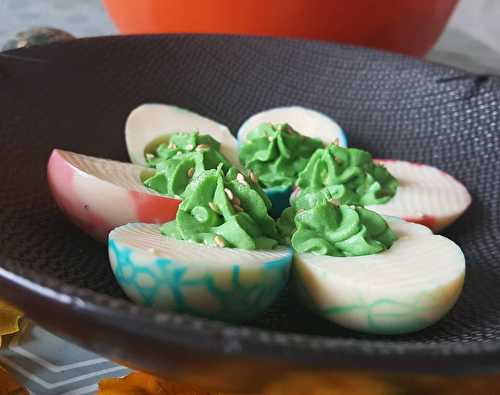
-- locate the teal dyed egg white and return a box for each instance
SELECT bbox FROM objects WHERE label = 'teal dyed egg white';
[237,106,347,217]
[294,218,465,335]
[125,104,241,168]
[109,223,292,322]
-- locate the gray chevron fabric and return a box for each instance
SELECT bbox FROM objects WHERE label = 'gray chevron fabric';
[1,324,129,394]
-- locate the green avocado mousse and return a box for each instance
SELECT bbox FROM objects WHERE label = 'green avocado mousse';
[143,132,232,198]
[239,122,324,217]
[280,200,398,257]
[160,164,282,250]
[291,144,399,209]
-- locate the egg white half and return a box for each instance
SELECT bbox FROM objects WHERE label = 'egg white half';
[109,223,292,322]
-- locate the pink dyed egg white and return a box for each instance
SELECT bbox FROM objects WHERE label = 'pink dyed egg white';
[125,103,240,167]
[369,160,472,232]
[47,149,180,242]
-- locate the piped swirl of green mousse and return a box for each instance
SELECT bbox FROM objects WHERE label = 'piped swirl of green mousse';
[293,144,399,208]
[239,123,323,189]
[160,165,281,250]
[143,132,232,198]
[280,201,397,257]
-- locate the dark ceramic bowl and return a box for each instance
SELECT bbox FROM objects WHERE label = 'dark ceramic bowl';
[0,35,499,392]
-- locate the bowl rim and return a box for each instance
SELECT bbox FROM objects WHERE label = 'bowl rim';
[2,251,500,374]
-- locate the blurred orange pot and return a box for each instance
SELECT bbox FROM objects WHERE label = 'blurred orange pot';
[103,0,457,57]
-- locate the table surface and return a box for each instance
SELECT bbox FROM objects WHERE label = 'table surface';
[1,0,499,393]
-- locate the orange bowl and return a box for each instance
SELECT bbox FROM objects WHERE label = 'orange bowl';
[103,0,457,57]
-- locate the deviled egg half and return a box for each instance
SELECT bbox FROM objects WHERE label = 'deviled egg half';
[291,144,471,232]
[48,149,181,241]
[285,201,465,334]
[126,103,240,167]
[237,106,347,217]
[49,104,246,241]
[109,166,292,322]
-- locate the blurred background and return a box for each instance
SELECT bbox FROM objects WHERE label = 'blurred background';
[1,0,500,74]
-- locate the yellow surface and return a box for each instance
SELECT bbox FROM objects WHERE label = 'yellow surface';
[97,371,500,395]
[99,372,221,395]
[0,301,23,347]
[0,366,28,395]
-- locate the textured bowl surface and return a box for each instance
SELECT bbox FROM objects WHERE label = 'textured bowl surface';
[0,35,499,390]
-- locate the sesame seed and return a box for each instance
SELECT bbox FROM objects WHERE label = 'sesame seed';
[187,167,194,177]
[185,144,194,150]
[208,202,220,213]
[196,144,211,151]
[168,143,177,149]
[214,235,225,248]
[236,173,248,186]
[145,153,155,160]
[224,188,234,201]
[249,171,258,184]
[328,198,341,207]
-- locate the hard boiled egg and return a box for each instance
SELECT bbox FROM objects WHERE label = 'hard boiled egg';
[369,160,472,232]
[294,218,465,334]
[237,106,347,147]
[48,149,180,241]
[125,103,240,167]
[108,223,292,322]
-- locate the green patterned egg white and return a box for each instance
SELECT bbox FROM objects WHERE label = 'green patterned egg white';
[293,216,465,334]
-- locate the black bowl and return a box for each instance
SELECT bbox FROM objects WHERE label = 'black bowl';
[0,35,499,391]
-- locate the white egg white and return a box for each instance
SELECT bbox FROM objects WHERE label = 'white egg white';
[108,223,292,322]
[237,106,347,147]
[293,218,465,334]
[125,103,240,167]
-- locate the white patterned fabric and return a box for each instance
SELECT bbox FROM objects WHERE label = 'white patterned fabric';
[1,324,129,394]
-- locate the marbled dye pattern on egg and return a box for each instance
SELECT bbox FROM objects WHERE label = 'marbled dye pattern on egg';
[109,239,292,322]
